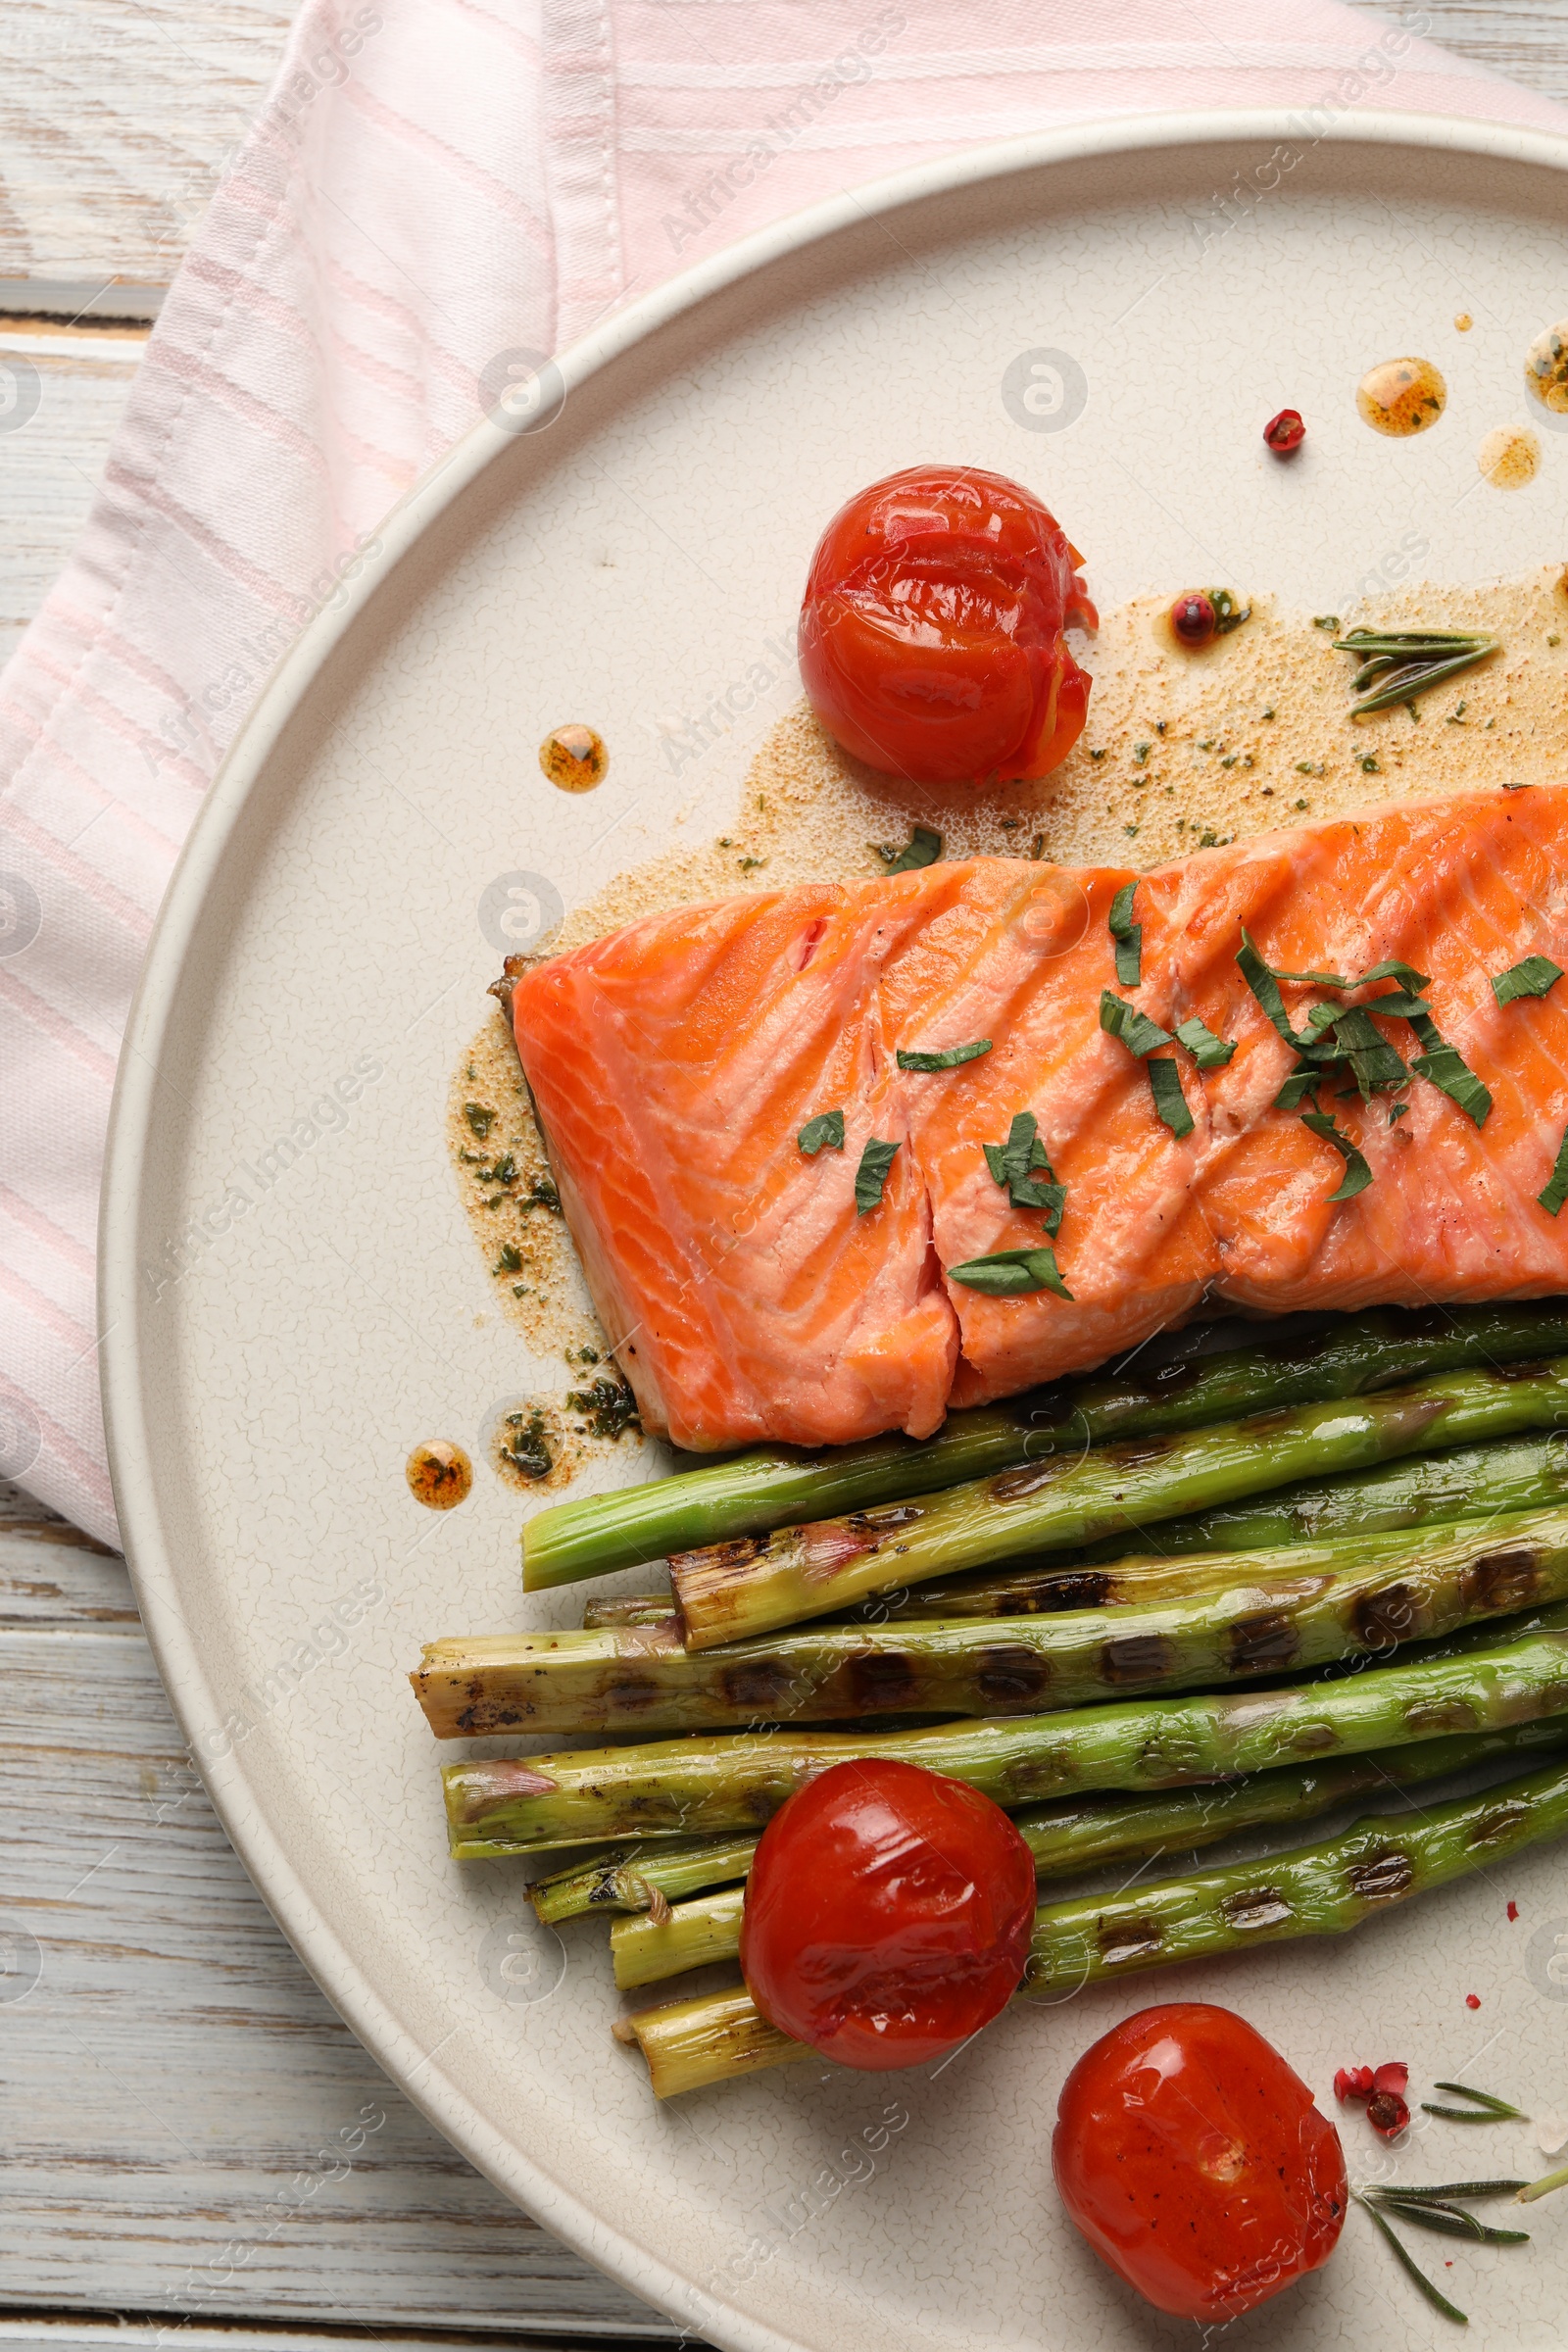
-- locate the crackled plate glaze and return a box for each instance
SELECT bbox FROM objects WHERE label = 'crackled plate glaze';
[103,117,1568,2352]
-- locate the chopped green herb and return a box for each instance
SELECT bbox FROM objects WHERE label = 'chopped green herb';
[1326,1004,1409,1100]
[798,1109,845,1155]
[1448,702,1468,723]
[739,857,765,872]
[525,1173,562,1214]
[1493,956,1563,1007]
[1261,707,1275,719]
[1301,1109,1373,1201]
[1275,1064,1323,1111]
[1146,1055,1195,1138]
[1359,755,1381,772]
[877,825,943,873]
[1294,799,1309,810]
[1501,778,1529,790]
[896,1038,993,1073]
[1408,1013,1493,1128]
[1174,1015,1236,1070]
[493,1243,523,1275]
[1236,931,1314,1050]
[948,1244,1072,1299]
[1295,760,1323,777]
[464,1102,496,1139]
[1219,755,1238,769]
[564,1375,641,1442]
[1088,748,1106,761]
[855,1138,900,1213]
[1030,834,1046,859]
[1205,588,1250,634]
[1100,991,1174,1057]
[1540,1125,1568,1216]
[1313,615,1341,631]
[1199,830,1220,849]
[983,1112,1065,1228]
[1107,882,1142,986]
[501,1409,554,1481]
[1133,742,1151,764]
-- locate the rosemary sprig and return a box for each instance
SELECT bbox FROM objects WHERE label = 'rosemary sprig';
[1334,630,1499,718]
[1354,2193,1469,2326]
[1367,2196,1528,2246]
[1373,2180,1529,2202]
[1421,2081,1529,2125]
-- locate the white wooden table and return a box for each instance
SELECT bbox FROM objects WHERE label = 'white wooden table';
[2,3,1566,2342]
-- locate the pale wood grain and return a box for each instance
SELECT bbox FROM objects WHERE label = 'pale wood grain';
[0,0,298,288]
[1355,1,1568,104]
[0,1524,673,2338]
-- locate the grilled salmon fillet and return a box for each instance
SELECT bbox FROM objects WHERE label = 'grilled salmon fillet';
[507,789,1568,1450]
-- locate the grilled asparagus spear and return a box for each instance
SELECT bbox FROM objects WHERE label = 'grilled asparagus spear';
[622,1751,1568,2095]
[523,1302,1568,1590]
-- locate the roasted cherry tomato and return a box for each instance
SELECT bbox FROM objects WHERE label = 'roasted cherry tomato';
[798,466,1098,784]
[1053,2003,1347,2323]
[739,1758,1036,2071]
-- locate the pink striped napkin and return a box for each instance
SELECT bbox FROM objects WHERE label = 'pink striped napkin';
[1,0,1562,1546]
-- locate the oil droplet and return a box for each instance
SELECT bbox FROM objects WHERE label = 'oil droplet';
[1356,357,1446,437]
[1478,425,1541,490]
[1526,319,1568,414]
[539,723,608,792]
[406,1441,472,1508]
[1454,313,1473,333]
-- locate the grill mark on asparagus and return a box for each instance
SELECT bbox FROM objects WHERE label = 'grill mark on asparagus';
[1404,1696,1482,1734]
[1461,1546,1542,1614]
[846,1650,921,1712]
[1346,1845,1415,1901]
[1219,1886,1296,1932]
[1467,1798,1532,1846]
[1226,1610,1301,1673]
[1352,1581,1421,1649]
[973,1646,1052,1706]
[1098,1916,1165,1967]
[719,1660,798,1716]
[1101,1634,1179,1686]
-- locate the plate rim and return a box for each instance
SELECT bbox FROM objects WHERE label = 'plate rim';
[99,104,1568,2352]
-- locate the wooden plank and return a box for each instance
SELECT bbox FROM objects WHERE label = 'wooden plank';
[0,2328,653,2352]
[0,2328,660,2352]
[0,1525,672,2338]
[0,0,298,287]
[1354,1,1568,104]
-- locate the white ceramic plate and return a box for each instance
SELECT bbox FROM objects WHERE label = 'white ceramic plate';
[103,115,1568,2352]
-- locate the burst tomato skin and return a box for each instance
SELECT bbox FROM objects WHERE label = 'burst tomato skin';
[797,466,1098,785]
[738,1759,1036,2072]
[1053,2003,1347,2323]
